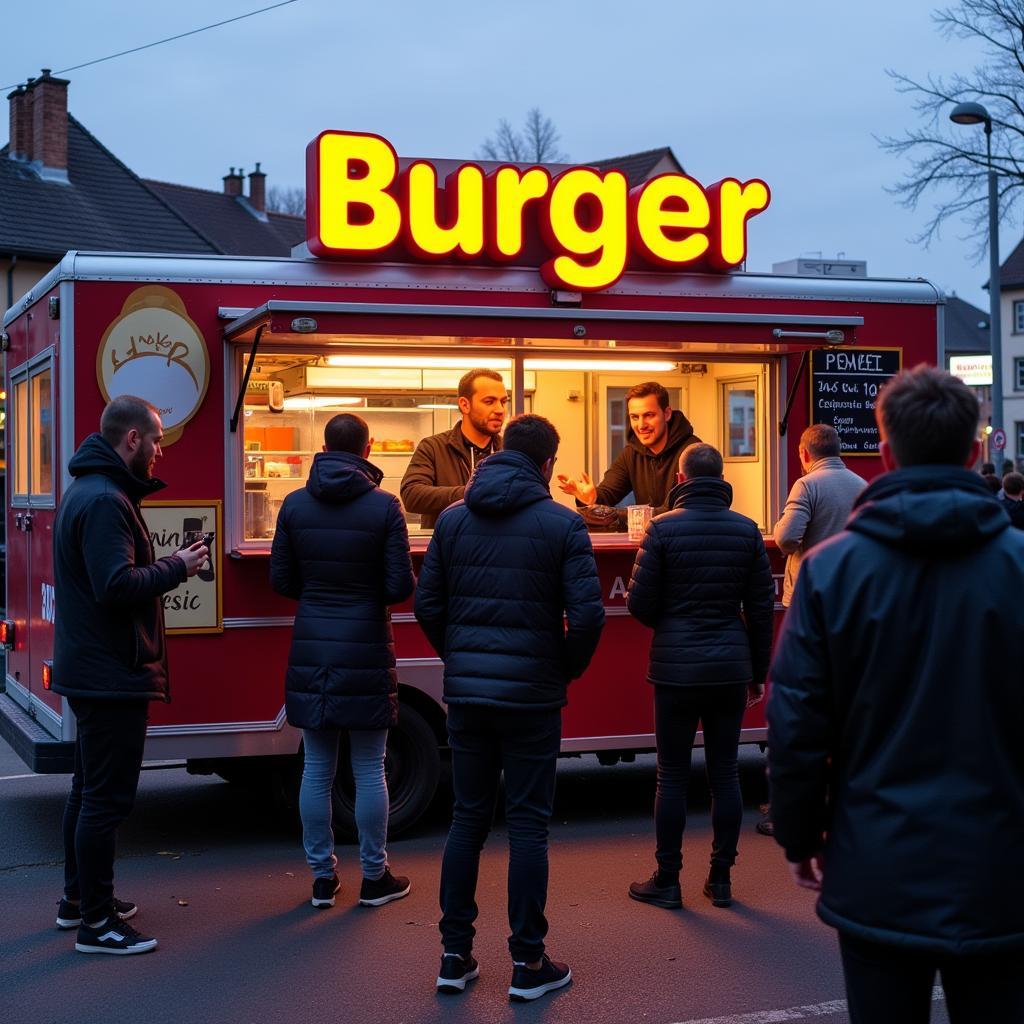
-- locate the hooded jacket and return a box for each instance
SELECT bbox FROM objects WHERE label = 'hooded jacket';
[593,409,700,517]
[52,433,187,702]
[270,451,415,731]
[627,476,774,688]
[400,422,501,529]
[768,466,1024,954]
[414,449,605,709]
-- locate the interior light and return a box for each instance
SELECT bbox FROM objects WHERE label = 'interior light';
[418,403,460,410]
[282,396,364,410]
[326,355,512,370]
[523,359,678,372]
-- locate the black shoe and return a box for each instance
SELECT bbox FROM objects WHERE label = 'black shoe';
[311,874,340,908]
[509,954,572,1001]
[628,872,682,909]
[703,876,732,908]
[56,896,137,930]
[75,919,157,955]
[359,869,411,907]
[755,817,775,837]
[436,952,480,993]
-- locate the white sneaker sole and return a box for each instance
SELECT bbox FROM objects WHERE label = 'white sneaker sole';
[508,969,572,1001]
[358,882,411,907]
[75,938,157,955]
[436,965,479,992]
[310,896,337,908]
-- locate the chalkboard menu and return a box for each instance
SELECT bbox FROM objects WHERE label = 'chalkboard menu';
[810,348,902,456]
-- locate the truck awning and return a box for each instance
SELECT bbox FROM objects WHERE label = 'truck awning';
[221,299,863,355]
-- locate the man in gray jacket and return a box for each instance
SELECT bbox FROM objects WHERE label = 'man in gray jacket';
[774,424,866,607]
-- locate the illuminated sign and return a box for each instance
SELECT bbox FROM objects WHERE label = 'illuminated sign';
[950,355,992,387]
[305,130,770,291]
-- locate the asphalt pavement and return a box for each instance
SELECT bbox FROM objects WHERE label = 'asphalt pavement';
[0,737,951,1024]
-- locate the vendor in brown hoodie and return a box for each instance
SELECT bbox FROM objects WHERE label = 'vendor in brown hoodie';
[400,368,508,529]
[557,381,700,522]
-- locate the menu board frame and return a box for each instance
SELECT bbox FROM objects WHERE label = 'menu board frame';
[809,347,902,457]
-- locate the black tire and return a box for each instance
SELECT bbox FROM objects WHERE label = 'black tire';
[330,704,441,841]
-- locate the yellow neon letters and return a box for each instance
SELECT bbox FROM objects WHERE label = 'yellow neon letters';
[307,131,770,289]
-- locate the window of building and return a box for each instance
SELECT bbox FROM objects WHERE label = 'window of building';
[1017,421,1024,460]
[1015,301,1024,334]
[720,377,759,460]
[1016,357,1024,391]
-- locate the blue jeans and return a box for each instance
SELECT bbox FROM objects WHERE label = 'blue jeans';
[439,704,561,963]
[300,728,389,881]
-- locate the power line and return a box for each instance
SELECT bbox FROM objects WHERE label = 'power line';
[2,1,300,91]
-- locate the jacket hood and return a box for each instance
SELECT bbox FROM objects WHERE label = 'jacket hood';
[463,450,551,516]
[306,451,382,503]
[627,409,696,458]
[668,475,734,510]
[68,432,166,503]
[848,465,1010,553]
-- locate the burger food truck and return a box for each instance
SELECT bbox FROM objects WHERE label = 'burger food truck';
[0,131,940,835]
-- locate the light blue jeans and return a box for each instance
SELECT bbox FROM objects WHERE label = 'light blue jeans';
[300,728,389,881]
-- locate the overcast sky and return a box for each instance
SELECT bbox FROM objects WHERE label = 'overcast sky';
[5,0,1004,310]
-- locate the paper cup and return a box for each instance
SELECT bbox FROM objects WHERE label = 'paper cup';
[627,504,653,541]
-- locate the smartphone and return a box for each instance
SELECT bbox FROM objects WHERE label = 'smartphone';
[201,532,215,548]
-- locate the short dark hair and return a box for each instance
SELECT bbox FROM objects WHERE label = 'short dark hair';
[458,368,504,400]
[1003,472,1024,497]
[100,395,160,445]
[323,413,369,454]
[981,472,1002,494]
[875,365,979,466]
[680,442,723,478]
[625,381,669,410]
[981,462,996,475]
[800,423,841,459]
[502,414,560,467]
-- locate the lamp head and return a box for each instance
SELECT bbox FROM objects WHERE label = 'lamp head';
[950,101,991,127]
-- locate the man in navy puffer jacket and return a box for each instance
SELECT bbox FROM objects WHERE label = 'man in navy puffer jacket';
[416,414,604,1001]
[271,413,415,911]
[626,443,774,911]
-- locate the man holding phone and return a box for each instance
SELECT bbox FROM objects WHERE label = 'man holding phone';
[52,395,208,955]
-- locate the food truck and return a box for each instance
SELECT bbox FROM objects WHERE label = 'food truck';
[0,131,941,835]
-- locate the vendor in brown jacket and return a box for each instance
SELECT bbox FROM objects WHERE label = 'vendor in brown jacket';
[400,368,508,529]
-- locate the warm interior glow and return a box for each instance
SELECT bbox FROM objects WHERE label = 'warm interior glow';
[281,395,364,410]
[325,355,677,373]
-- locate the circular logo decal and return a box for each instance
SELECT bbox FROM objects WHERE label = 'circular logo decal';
[97,286,210,445]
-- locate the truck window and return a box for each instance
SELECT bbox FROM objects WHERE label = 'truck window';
[30,367,53,498]
[12,376,28,502]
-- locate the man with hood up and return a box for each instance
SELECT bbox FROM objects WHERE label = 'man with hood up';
[556,381,700,524]
[53,396,209,955]
[768,366,1024,1024]
[415,414,604,1003]
[271,413,415,912]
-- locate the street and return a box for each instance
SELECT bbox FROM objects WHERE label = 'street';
[0,737,950,1024]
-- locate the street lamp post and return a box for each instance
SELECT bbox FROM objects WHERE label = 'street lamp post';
[950,101,1004,468]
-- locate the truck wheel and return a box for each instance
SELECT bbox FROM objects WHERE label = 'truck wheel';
[331,704,441,841]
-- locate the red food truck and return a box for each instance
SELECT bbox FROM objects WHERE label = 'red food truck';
[0,132,941,835]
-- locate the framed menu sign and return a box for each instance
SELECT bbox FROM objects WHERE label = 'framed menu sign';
[141,500,223,634]
[810,348,902,456]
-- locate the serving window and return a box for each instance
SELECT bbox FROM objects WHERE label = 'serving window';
[228,334,776,550]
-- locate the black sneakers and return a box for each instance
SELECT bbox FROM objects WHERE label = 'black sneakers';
[359,869,411,907]
[75,919,157,955]
[628,872,683,909]
[436,952,480,993]
[311,874,341,908]
[703,873,732,908]
[508,955,572,1001]
[56,896,137,930]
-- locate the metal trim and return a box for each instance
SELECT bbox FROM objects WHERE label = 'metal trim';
[4,675,62,735]
[223,615,295,629]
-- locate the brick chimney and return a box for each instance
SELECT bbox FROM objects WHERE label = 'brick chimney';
[7,84,31,161]
[223,166,244,196]
[30,69,70,181]
[248,162,266,212]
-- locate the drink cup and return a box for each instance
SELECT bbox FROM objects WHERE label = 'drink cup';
[627,504,653,542]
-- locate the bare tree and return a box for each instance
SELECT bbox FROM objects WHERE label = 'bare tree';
[479,107,569,163]
[880,1,1024,258]
[267,185,306,216]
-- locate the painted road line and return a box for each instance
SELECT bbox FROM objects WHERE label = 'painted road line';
[672,987,944,1024]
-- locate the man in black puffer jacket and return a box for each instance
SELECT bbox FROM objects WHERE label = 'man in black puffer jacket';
[54,396,208,956]
[626,443,774,912]
[416,414,604,1002]
[768,367,1024,1024]
[271,413,415,911]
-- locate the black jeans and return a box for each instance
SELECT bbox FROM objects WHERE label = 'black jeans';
[62,697,149,923]
[653,683,747,875]
[439,704,561,963]
[839,933,1024,1024]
